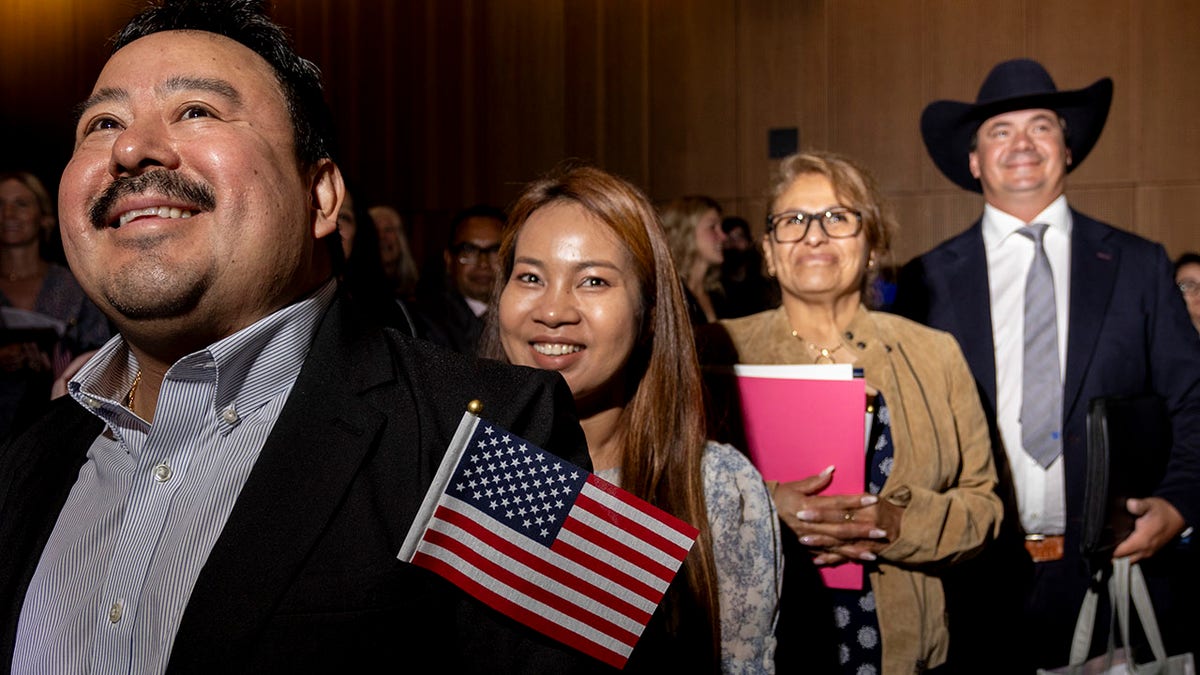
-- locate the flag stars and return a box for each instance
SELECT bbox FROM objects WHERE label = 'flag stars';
[484,426,495,435]
[489,437,500,447]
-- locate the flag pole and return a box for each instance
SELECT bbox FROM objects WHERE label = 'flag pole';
[398,400,483,560]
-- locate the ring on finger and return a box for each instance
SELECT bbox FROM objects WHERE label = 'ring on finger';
[843,510,854,522]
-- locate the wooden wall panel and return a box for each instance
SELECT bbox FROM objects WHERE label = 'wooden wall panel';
[733,0,821,234]
[918,0,1026,193]
[563,0,652,191]
[1067,186,1136,238]
[1027,0,1132,186]
[479,0,567,207]
[647,0,739,201]
[1134,0,1200,183]
[827,0,925,193]
[3,0,1199,272]
[1136,186,1200,258]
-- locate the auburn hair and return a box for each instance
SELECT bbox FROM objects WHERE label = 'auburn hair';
[481,164,720,658]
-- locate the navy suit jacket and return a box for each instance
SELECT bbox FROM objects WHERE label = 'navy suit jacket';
[0,294,626,674]
[894,208,1200,667]
[895,209,1200,547]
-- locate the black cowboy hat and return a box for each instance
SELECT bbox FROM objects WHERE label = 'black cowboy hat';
[920,58,1113,192]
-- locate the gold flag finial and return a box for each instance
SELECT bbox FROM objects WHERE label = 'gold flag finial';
[467,399,483,414]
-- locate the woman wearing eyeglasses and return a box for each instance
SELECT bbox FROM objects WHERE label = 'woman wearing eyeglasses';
[699,151,1002,675]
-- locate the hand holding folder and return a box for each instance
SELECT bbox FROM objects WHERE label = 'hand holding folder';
[724,364,868,589]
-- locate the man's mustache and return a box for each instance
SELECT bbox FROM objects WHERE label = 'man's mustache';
[88,171,217,229]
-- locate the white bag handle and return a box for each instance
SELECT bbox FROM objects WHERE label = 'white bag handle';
[1065,556,1171,673]
[1110,556,1171,671]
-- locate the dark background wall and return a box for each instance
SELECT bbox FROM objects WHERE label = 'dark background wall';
[3,0,1197,271]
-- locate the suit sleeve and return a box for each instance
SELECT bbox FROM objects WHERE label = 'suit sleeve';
[1146,245,1200,529]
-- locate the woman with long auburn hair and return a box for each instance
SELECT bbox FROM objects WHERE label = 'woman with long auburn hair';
[483,164,781,673]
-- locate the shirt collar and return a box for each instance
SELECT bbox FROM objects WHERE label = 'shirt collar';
[981,194,1072,250]
[70,279,338,424]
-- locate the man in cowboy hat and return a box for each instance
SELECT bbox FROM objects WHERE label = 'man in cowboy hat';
[896,59,1199,671]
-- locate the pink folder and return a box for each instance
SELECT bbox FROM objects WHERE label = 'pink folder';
[732,364,866,590]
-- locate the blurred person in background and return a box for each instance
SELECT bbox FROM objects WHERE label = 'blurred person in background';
[417,204,504,354]
[717,216,777,319]
[368,204,419,302]
[661,196,726,324]
[0,171,110,437]
[1174,252,1200,335]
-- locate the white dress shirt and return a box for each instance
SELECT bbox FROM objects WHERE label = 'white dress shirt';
[982,195,1071,535]
[13,281,336,675]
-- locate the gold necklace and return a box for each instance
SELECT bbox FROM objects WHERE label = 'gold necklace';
[124,370,142,410]
[790,330,844,364]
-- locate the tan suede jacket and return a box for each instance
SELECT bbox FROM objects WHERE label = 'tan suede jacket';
[704,306,1003,675]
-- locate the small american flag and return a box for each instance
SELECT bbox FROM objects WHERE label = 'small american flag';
[399,410,699,669]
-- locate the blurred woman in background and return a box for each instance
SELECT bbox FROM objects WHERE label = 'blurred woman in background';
[661,195,726,324]
[0,171,110,437]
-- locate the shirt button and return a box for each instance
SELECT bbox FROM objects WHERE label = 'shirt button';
[221,407,239,424]
[109,601,123,624]
[153,462,173,483]
[83,396,102,410]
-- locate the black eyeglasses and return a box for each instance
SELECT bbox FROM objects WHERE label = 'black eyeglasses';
[765,208,862,243]
[453,243,500,264]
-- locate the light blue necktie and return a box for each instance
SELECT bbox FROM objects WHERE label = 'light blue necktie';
[1018,223,1062,467]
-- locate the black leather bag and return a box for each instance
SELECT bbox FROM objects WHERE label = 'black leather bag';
[1081,394,1171,563]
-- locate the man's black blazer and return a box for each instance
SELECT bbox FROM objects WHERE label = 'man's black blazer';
[0,293,618,673]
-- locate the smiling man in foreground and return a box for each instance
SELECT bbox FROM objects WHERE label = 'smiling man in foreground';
[0,1,605,672]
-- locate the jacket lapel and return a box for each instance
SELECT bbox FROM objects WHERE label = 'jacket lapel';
[170,295,413,658]
[939,224,998,409]
[1062,211,1118,421]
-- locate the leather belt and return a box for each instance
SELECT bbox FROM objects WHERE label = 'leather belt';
[1024,534,1065,563]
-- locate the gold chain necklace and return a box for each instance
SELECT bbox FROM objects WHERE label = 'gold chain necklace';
[124,370,142,410]
[790,330,843,364]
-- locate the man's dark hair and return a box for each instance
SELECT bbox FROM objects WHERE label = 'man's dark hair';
[111,0,334,168]
[1175,252,1200,274]
[447,204,507,249]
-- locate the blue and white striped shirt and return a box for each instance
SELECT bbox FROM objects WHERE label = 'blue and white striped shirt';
[12,281,337,675]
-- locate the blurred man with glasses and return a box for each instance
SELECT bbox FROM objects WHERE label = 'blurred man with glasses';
[1175,252,1200,335]
[419,205,504,354]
